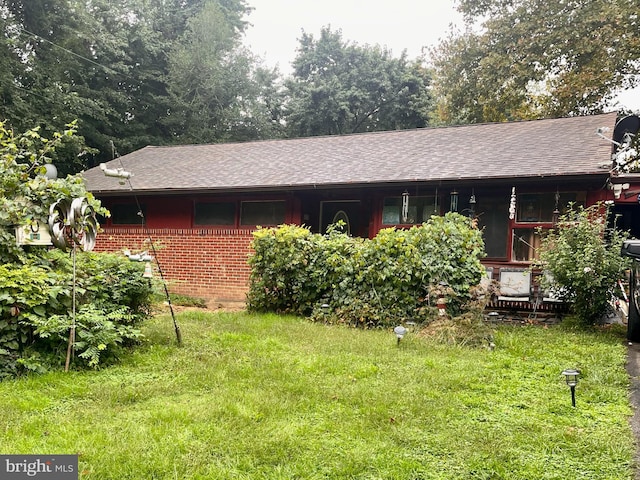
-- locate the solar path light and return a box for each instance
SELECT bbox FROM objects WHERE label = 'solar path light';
[562,369,580,407]
[394,325,408,345]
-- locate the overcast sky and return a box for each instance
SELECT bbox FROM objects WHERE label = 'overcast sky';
[242,0,639,112]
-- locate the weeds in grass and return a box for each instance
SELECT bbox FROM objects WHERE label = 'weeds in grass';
[0,311,633,479]
[419,311,494,347]
[166,293,208,308]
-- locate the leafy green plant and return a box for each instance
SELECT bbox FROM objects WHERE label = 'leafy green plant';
[536,203,629,325]
[0,121,106,264]
[0,252,153,376]
[0,122,154,376]
[0,264,57,378]
[32,304,142,368]
[248,213,485,327]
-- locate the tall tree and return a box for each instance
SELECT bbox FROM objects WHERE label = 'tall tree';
[0,0,280,170]
[284,27,433,137]
[0,0,183,167]
[165,0,285,143]
[430,0,640,124]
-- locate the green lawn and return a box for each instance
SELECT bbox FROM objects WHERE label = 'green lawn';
[0,311,635,479]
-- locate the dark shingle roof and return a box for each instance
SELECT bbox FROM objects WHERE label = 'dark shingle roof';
[83,113,617,194]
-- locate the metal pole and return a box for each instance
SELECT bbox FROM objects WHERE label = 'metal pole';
[64,244,76,372]
[570,385,576,407]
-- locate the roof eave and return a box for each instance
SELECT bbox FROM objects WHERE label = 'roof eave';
[87,171,609,196]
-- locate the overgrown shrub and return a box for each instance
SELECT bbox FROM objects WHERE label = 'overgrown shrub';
[536,203,629,325]
[248,213,485,327]
[0,121,153,377]
[0,251,153,377]
[0,121,104,264]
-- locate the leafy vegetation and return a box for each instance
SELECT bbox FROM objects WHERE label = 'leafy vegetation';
[247,214,486,326]
[1,0,435,167]
[285,26,433,136]
[536,203,630,325]
[0,122,153,377]
[0,121,103,263]
[0,250,153,378]
[0,311,633,479]
[0,0,271,168]
[430,0,640,123]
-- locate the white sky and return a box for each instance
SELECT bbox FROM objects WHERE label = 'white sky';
[242,0,639,112]
[242,0,463,73]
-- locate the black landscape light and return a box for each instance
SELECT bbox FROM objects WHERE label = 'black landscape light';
[394,325,407,345]
[562,369,580,407]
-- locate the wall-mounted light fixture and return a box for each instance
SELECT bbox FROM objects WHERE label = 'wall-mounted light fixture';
[468,190,476,218]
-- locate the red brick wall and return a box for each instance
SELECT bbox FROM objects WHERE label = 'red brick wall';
[96,227,254,302]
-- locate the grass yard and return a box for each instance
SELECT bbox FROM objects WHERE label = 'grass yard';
[0,311,635,479]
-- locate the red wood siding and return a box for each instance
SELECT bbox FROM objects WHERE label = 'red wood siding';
[95,227,254,301]
[93,182,614,302]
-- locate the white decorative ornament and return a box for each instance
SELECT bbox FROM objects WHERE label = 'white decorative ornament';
[48,197,98,252]
[508,187,517,220]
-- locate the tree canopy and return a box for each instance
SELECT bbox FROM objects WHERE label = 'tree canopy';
[3,0,636,166]
[430,0,640,124]
[285,27,433,136]
[165,1,285,144]
[0,0,277,168]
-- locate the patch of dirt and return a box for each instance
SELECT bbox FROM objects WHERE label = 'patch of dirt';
[154,301,246,314]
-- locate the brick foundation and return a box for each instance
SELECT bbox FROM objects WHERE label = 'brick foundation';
[96,228,254,302]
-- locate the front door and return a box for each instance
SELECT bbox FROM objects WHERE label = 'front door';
[320,201,363,236]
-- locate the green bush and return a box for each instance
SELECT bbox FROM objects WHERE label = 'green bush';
[0,263,55,378]
[247,213,485,327]
[0,251,153,377]
[0,121,152,377]
[536,203,629,325]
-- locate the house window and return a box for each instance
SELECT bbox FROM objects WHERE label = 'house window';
[511,192,585,261]
[111,204,144,225]
[512,228,542,262]
[516,193,579,223]
[382,196,436,225]
[195,202,235,225]
[240,201,286,226]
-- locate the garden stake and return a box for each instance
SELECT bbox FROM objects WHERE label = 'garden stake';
[48,197,98,372]
[64,243,77,372]
[102,148,182,345]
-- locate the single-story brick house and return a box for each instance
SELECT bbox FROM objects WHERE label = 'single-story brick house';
[82,112,638,305]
